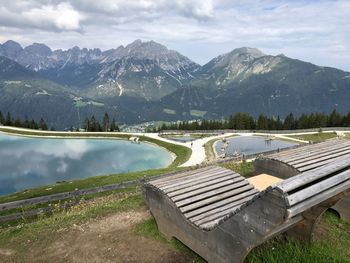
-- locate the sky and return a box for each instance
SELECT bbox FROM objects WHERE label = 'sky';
[0,0,349,71]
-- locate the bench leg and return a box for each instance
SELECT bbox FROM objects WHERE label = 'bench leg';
[331,196,350,222]
[286,206,326,243]
[286,192,348,243]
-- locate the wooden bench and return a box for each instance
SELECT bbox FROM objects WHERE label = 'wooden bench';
[254,138,350,221]
[143,162,350,263]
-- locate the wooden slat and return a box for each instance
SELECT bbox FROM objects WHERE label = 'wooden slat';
[286,179,350,218]
[289,144,350,166]
[176,180,249,208]
[286,169,350,206]
[180,184,254,213]
[273,140,349,162]
[151,166,221,187]
[171,176,245,203]
[278,141,350,163]
[276,156,350,193]
[160,169,234,192]
[164,170,238,194]
[298,154,350,172]
[195,204,244,227]
[293,149,350,169]
[268,139,344,159]
[189,194,256,223]
[167,174,239,197]
[157,167,224,189]
[170,176,243,202]
[267,139,338,158]
[184,189,259,219]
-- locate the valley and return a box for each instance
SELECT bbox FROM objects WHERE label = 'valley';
[1,40,350,130]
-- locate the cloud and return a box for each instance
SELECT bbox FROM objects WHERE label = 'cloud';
[0,0,349,70]
[0,2,84,32]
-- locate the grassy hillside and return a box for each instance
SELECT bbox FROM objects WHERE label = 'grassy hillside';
[1,192,348,262]
[286,132,338,142]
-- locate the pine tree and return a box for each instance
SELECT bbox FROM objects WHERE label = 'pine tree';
[103,112,110,132]
[5,112,12,126]
[0,111,4,125]
[328,109,342,127]
[14,117,22,127]
[39,118,48,130]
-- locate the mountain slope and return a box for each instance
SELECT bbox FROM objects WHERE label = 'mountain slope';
[1,41,350,127]
[0,56,120,129]
[0,40,200,100]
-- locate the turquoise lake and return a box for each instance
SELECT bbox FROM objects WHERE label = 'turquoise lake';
[215,136,298,156]
[0,133,173,195]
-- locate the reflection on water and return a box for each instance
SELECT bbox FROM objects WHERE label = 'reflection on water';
[0,133,172,195]
[215,136,298,156]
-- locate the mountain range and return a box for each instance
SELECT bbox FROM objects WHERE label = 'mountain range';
[1,39,350,129]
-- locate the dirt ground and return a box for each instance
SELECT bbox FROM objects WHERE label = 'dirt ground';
[0,209,191,263]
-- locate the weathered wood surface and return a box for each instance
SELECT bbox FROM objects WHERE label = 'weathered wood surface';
[255,138,350,222]
[151,167,259,229]
[144,162,350,263]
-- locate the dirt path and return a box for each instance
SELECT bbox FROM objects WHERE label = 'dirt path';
[1,209,191,263]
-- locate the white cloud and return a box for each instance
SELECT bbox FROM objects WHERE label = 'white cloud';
[23,2,84,31]
[0,0,349,70]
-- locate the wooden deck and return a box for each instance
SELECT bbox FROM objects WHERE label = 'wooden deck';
[254,138,350,221]
[143,161,350,263]
[150,166,259,230]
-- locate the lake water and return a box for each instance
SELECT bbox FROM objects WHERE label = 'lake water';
[215,136,298,156]
[0,133,173,196]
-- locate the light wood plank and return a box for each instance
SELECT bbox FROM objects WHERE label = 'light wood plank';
[167,174,239,197]
[179,184,254,213]
[160,169,234,192]
[172,177,245,202]
[287,179,350,218]
[286,169,350,206]
[276,156,350,193]
[189,194,256,223]
[184,189,259,219]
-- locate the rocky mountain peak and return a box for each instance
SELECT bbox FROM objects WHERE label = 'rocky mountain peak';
[0,40,23,59]
[24,43,52,56]
[229,47,264,57]
[123,39,171,60]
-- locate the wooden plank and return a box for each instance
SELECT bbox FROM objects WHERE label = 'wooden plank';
[171,177,245,202]
[268,139,344,160]
[274,140,349,162]
[279,141,350,163]
[298,154,350,172]
[189,194,257,223]
[151,166,219,187]
[164,171,238,194]
[176,180,249,208]
[167,174,239,197]
[195,203,244,227]
[160,169,235,192]
[151,166,218,186]
[179,184,254,213]
[276,156,350,193]
[267,139,339,158]
[289,145,350,167]
[157,167,225,189]
[184,189,259,219]
[286,169,350,206]
[286,180,350,218]
[293,149,350,169]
